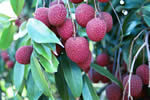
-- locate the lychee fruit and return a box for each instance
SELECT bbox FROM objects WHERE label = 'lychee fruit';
[57,18,73,40]
[1,51,9,62]
[75,4,95,27]
[86,18,107,41]
[98,0,109,3]
[34,7,51,27]
[99,12,113,32]
[106,83,122,100]
[123,75,143,97]
[49,0,64,7]
[15,46,33,64]
[96,53,110,66]
[6,60,14,69]
[77,51,92,73]
[48,4,67,26]
[65,37,90,63]
[136,64,149,85]
[15,19,22,27]
[70,0,83,4]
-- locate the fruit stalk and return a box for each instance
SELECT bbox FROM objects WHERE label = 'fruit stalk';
[94,0,98,17]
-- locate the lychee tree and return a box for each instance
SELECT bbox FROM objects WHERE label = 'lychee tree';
[0,0,150,100]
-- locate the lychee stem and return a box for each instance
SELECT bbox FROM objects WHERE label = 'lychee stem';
[36,0,39,10]
[58,0,60,4]
[86,0,88,4]
[145,32,150,87]
[67,0,76,37]
[93,0,98,18]
[128,43,146,99]
[43,0,46,7]
[109,1,123,41]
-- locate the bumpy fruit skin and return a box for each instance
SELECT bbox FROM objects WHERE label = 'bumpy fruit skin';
[6,61,14,69]
[1,51,9,62]
[136,64,149,85]
[96,53,110,66]
[34,7,51,27]
[86,18,107,41]
[98,0,109,2]
[57,18,73,40]
[15,46,33,64]
[70,0,83,4]
[123,75,143,97]
[75,4,95,27]
[65,37,90,63]
[49,0,64,6]
[106,83,122,100]
[99,12,113,32]
[77,52,92,73]
[48,4,67,26]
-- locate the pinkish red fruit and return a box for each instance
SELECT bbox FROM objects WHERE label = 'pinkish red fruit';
[1,51,9,62]
[98,0,109,2]
[49,0,64,6]
[86,18,107,41]
[75,4,95,27]
[99,12,113,32]
[57,18,73,40]
[70,0,83,4]
[15,46,33,64]
[15,19,22,27]
[6,60,14,69]
[106,83,122,100]
[136,64,149,85]
[123,75,143,97]
[65,37,90,63]
[34,7,51,27]
[48,4,67,26]
[96,53,110,66]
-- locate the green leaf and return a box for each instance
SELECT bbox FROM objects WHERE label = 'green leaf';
[61,54,83,97]
[91,63,123,88]
[38,54,59,73]
[0,14,10,30]
[143,15,150,27]
[27,72,43,100]
[82,74,99,100]
[55,64,69,100]
[33,42,52,60]
[0,23,17,49]
[18,21,27,37]
[27,18,62,46]
[13,62,25,91]
[30,53,54,99]
[10,0,25,16]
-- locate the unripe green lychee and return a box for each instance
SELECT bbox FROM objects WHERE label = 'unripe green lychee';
[48,4,67,26]
[65,37,90,63]
[15,46,33,64]
[57,18,73,40]
[96,53,110,66]
[75,4,95,27]
[70,0,83,4]
[34,7,51,27]
[99,12,113,32]
[86,18,107,41]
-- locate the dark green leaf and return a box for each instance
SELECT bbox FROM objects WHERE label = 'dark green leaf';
[91,63,123,88]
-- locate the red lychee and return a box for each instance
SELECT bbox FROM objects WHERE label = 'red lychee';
[34,7,51,27]
[49,0,64,6]
[96,53,110,66]
[65,37,90,63]
[136,64,149,85]
[98,0,109,3]
[77,51,92,73]
[123,75,143,97]
[57,18,73,40]
[6,60,14,69]
[1,51,9,62]
[48,4,67,26]
[75,4,95,27]
[70,0,83,4]
[99,12,113,32]
[86,18,107,41]
[106,83,122,100]
[15,46,33,64]
[15,19,22,27]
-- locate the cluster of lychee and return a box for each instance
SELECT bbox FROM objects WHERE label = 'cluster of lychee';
[106,64,149,100]
[0,51,14,69]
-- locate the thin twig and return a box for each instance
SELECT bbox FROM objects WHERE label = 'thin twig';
[43,0,46,7]
[36,0,39,10]
[94,0,98,17]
